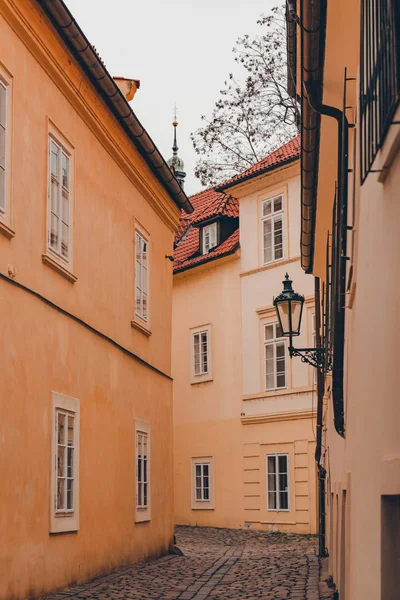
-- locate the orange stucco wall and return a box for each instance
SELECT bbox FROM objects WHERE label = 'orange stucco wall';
[0,1,179,598]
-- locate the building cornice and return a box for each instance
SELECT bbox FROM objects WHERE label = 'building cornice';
[241,409,315,425]
[240,256,300,278]
[2,0,181,232]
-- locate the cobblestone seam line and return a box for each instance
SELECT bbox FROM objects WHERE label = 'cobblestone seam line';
[176,546,244,600]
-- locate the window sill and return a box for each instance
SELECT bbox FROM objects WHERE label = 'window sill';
[191,506,215,510]
[0,218,15,239]
[42,253,77,283]
[50,513,79,534]
[131,318,152,337]
[190,375,213,386]
[135,511,151,523]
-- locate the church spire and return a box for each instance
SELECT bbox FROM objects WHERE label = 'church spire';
[167,106,186,190]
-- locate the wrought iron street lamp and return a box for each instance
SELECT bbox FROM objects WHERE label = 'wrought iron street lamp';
[273,273,325,369]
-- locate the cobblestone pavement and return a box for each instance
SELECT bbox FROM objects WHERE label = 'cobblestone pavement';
[45,526,334,600]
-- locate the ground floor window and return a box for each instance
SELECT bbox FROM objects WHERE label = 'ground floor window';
[135,420,150,522]
[267,454,289,511]
[191,457,214,509]
[51,392,80,533]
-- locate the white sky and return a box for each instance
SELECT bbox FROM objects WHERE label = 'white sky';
[66,0,277,195]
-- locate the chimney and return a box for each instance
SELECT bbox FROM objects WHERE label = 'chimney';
[113,77,141,101]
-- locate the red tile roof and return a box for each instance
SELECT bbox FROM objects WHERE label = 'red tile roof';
[174,136,299,273]
[174,229,240,274]
[174,188,239,273]
[218,135,300,191]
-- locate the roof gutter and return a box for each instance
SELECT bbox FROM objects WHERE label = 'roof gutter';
[297,0,327,273]
[36,0,193,214]
[215,155,299,193]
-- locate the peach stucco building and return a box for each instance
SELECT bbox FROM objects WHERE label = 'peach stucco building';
[287,1,400,598]
[0,1,192,599]
[172,138,318,533]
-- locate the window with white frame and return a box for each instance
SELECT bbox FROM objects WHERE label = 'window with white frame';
[262,194,284,264]
[0,80,7,213]
[267,454,289,511]
[191,457,214,509]
[202,222,217,254]
[195,462,211,501]
[136,430,149,509]
[193,329,209,376]
[264,322,287,390]
[135,231,148,322]
[51,393,80,533]
[48,137,71,261]
[135,420,150,522]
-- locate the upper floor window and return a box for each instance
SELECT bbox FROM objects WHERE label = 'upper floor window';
[267,454,289,511]
[135,231,148,322]
[0,80,6,214]
[48,137,71,261]
[262,194,284,264]
[360,0,400,183]
[193,329,209,376]
[202,222,217,254]
[51,392,80,533]
[264,322,287,391]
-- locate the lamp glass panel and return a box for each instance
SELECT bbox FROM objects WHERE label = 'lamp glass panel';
[276,300,291,336]
[291,300,303,334]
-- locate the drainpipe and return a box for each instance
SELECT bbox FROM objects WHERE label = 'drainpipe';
[304,80,347,438]
[314,276,327,557]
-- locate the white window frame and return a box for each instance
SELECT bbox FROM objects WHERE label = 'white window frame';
[50,392,80,533]
[0,66,14,239]
[0,79,7,215]
[190,324,212,384]
[135,420,150,522]
[266,453,290,512]
[191,457,214,510]
[47,135,71,263]
[264,322,287,391]
[261,193,285,264]
[202,222,217,254]
[135,230,149,323]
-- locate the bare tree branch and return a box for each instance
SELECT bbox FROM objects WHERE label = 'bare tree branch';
[191,5,299,187]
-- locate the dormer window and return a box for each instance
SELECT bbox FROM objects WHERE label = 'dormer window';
[202,223,217,254]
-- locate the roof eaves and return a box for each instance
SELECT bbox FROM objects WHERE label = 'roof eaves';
[173,242,240,275]
[216,155,299,193]
[36,0,193,215]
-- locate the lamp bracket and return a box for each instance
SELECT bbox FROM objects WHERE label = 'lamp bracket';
[289,346,327,370]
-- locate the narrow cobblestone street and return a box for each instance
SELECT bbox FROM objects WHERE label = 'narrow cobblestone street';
[44,527,333,600]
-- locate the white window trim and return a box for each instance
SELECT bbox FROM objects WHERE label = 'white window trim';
[0,65,14,239]
[190,323,212,384]
[261,193,285,265]
[266,453,290,512]
[191,457,215,510]
[43,123,76,282]
[202,222,218,254]
[264,322,287,391]
[50,392,80,534]
[133,226,150,325]
[135,420,151,523]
